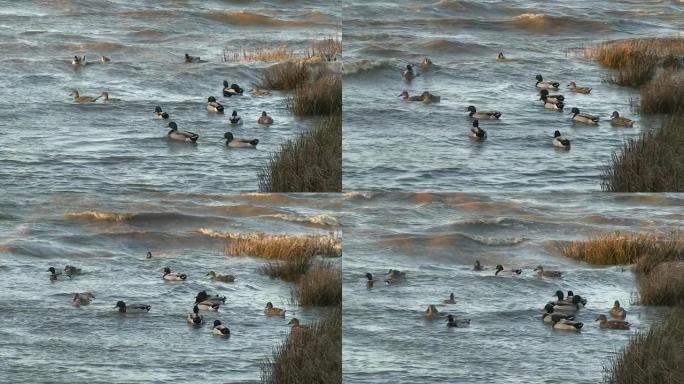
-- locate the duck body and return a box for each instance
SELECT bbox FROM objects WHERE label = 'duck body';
[196,301,220,311]
[446,314,470,328]
[610,301,627,318]
[425,305,440,319]
[212,320,230,336]
[100,92,123,103]
[610,111,635,127]
[470,120,487,140]
[71,55,85,66]
[250,87,272,96]
[467,106,501,120]
[421,91,441,103]
[385,269,406,284]
[571,108,599,125]
[48,267,71,281]
[402,65,415,81]
[473,261,483,271]
[206,96,224,113]
[154,106,169,119]
[567,82,592,94]
[64,265,82,276]
[222,81,244,97]
[420,58,433,68]
[494,264,522,276]
[541,95,564,110]
[258,112,274,125]
[398,91,423,101]
[114,301,151,313]
[228,111,242,125]
[443,293,456,304]
[264,302,286,317]
[187,306,204,326]
[553,131,571,149]
[535,75,560,90]
[70,90,100,103]
[539,90,564,103]
[184,53,202,63]
[167,122,198,143]
[100,56,110,63]
[552,319,583,331]
[72,292,95,306]
[224,132,258,148]
[162,267,187,281]
[596,314,630,329]
[534,265,562,277]
[207,271,235,282]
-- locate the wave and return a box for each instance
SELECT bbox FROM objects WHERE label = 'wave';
[205,11,320,27]
[420,39,489,53]
[63,41,131,52]
[506,13,607,33]
[64,211,223,226]
[264,213,340,227]
[130,29,165,38]
[358,46,408,58]
[343,60,394,75]
[382,233,526,248]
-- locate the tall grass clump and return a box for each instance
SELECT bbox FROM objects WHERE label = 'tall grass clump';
[297,262,341,306]
[262,61,310,90]
[260,254,312,282]
[638,262,684,306]
[226,232,341,260]
[602,115,684,192]
[605,307,684,383]
[560,232,665,265]
[288,74,341,116]
[261,306,341,384]
[640,71,684,115]
[258,114,341,192]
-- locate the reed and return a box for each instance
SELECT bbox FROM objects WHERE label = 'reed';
[260,254,312,282]
[605,307,684,383]
[297,262,342,307]
[602,115,684,192]
[288,74,342,116]
[226,232,341,260]
[560,232,664,265]
[310,36,342,62]
[258,113,341,192]
[261,306,341,384]
[638,263,684,306]
[262,61,310,90]
[640,71,684,115]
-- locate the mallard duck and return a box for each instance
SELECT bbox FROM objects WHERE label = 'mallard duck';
[467,106,502,120]
[596,314,630,330]
[398,91,423,101]
[446,314,470,327]
[228,110,242,125]
[222,81,244,97]
[258,111,274,124]
[420,57,433,68]
[535,75,560,89]
[249,87,272,96]
[563,291,587,307]
[470,120,487,140]
[385,269,406,284]
[48,267,71,281]
[496,52,506,61]
[146,251,153,259]
[552,319,583,331]
[187,305,204,326]
[365,272,376,288]
[207,271,235,282]
[72,292,95,306]
[212,320,230,336]
[100,92,123,103]
[114,301,151,313]
[64,265,82,276]
[206,96,224,113]
[264,302,286,317]
[196,301,220,311]
[224,132,258,148]
[539,89,565,103]
[553,131,571,149]
[100,55,110,63]
[534,265,562,277]
[162,267,187,281]
[167,122,198,143]
[570,107,599,125]
[542,304,575,323]
[154,106,169,119]
[550,295,582,313]
[195,291,226,304]
[184,53,202,63]
[610,111,635,127]
[421,91,441,103]
[541,95,564,110]
[443,293,456,304]
[403,64,415,81]
[494,264,522,276]
[71,55,85,66]
[425,305,440,318]
[70,90,100,103]
[610,300,627,318]
[473,260,483,271]
[288,318,308,335]
[567,82,592,94]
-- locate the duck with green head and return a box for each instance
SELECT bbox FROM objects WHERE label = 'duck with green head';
[224,132,258,148]
[570,107,599,125]
[167,122,198,143]
[535,74,560,90]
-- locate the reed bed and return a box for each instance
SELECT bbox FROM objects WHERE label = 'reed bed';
[638,262,684,306]
[261,306,341,384]
[559,232,679,266]
[640,71,684,115]
[225,232,341,260]
[260,254,312,282]
[288,74,342,116]
[297,262,341,307]
[262,61,310,90]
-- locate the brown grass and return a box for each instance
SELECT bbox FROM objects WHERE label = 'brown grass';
[310,37,342,62]
[559,232,676,266]
[224,47,299,63]
[297,262,341,307]
[638,262,684,306]
[605,307,684,383]
[260,254,312,282]
[261,306,341,384]
[640,71,684,115]
[258,113,341,192]
[602,115,684,192]
[225,232,341,260]
[261,61,311,90]
[288,74,342,116]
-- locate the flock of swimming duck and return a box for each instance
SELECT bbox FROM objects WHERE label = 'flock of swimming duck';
[399,55,637,148]
[364,261,631,331]
[68,53,278,148]
[46,254,306,339]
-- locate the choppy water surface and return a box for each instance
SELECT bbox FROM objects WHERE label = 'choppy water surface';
[0,193,340,383]
[0,0,340,195]
[342,192,683,383]
[343,0,684,191]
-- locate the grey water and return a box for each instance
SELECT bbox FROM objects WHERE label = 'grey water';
[342,192,683,383]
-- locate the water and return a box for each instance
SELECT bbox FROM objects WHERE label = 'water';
[342,0,684,191]
[0,193,341,383]
[342,192,683,383]
[0,0,341,196]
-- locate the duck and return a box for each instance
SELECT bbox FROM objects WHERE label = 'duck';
[549,295,582,313]
[195,291,226,304]
[71,55,85,66]
[473,260,483,271]
[534,265,562,277]
[162,267,187,281]
[264,302,286,317]
[610,111,635,127]
[567,82,592,94]
[249,87,272,96]
[228,110,242,125]
[564,291,587,307]
[187,305,204,326]
[470,120,487,140]
[542,304,575,323]
[365,272,376,288]
[222,81,244,97]
[385,269,406,284]
[402,64,415,81]
[570,107,599,125]
[196,301,220,311]
[70,90,100,103]
[535,75,560,90]
[64,265,82,276]
[48,267,71,281]
[224,132,258,148]
[553,130,571,149]
[424,305,440,319]
[421,91,441,103]
[288,318,308,335]
[167,122,198,143]
[114,301,151,313]
[467,106,502,120]
[258,111,274,125]
[146,251,153,259]
[540,95,564,110]
[610,300,627,318]
[443,293,456,304]
[100,92,123,103]
[552,319,583,331]
[212,320,230,336]
[552,290,587,307]
[496,52,506,61]
[596,314,630,330]
[100,55,110,63]
[420,57,433,68]
[494,264,522,276]
[72,292,95,306]
[154,106,169,119]
[206,96,224,113]
[207,271,235,282]
[539,89,565,103]
[194,291,224,311]
[398,91,423,101]
[446,314,471,327]
[184,53,202,63]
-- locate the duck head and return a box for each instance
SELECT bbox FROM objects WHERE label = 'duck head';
[224,132,234,142]
[567,82,577,87]
[231,110,238,117]
[554,130,562,138]
[47,267,57,274]
[595,314,608,322]
[185,53,190,59]
[474,260,481,268]
[539,89,549,100]
[146,251,152,259]
[114,301,126,310]
[544,303,555,313]
[406,64,413,71]
[168,122,178,131]
[213,320,222,327]
[365,272,373,281]
[614,300,621,307]
[535,74,544,82]
[398,91,409,98]
[223,80,229,87]
[193,305,199,314]
[206,271,216,277]
[533,265,543,271]
[262,111,268,117]
[570,107,580,115]
[450,292,455,300]
[195,291,208,302]
[566,290,574,298]
[467,105,477,113]
[611,111,620,118]
[497,52,505,59]
[495,264,504,272]
[163,267,171,274]
[208,96,217,102]
[446,314,454,322]
[155,106,162,113]
[288,318,300,326]
[265,302,274,309]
